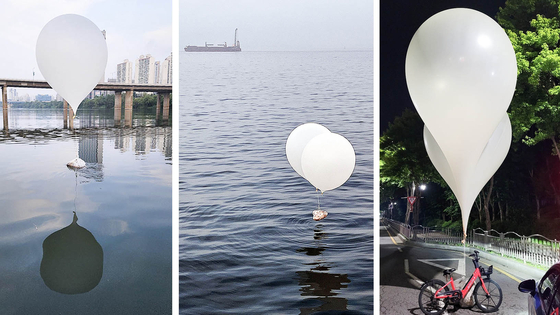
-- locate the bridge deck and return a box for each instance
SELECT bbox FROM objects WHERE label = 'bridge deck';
[0,79,172,93]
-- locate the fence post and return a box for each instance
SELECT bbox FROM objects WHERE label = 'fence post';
[499,232,504,256]
[523,236,527,264]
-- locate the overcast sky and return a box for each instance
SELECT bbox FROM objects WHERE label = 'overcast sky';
[0,0,171,97]
[180,0,373,51]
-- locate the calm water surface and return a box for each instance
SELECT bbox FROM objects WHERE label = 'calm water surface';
[180,51,373,314]
[0,109,172,314]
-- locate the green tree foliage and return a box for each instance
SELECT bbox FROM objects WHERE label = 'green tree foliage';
[80,95,116,109]
[499,1,560,153]
[497,0,558,31]
[11,100,63,109]
[380,109,442,225]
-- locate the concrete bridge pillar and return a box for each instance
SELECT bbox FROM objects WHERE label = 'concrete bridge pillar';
[63,100,68,129]
[162,93,170,122]
[114,91,122,125]
[2,84,8,131]
[69,106,74,130]
[124,90,133,127]
[156,93,161,121]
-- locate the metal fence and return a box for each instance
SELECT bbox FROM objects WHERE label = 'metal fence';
[412,225,464,245]
[384,218,463,245]
[384,217,560,268]
[385,218,412,239]
[471,228,560,268]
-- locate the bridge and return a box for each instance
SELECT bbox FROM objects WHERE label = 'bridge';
[0,79,172,130]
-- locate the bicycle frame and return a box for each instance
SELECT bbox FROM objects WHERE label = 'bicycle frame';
[433,267,490,300]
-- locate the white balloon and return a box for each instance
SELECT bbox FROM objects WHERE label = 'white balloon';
[424,113,512,234]
[301,133,356,192]
[286,123,330,179]
[36,14,108,115]
[406,8,517,218]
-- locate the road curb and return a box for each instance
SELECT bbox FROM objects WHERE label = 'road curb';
[404,240,545,281]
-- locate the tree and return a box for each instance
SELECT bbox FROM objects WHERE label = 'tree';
[496,0,560,217]
[380,109,441,225]
[497,0,558,32]
[499,2,560,158]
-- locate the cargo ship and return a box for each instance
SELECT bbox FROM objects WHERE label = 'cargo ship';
[185,29,241,52]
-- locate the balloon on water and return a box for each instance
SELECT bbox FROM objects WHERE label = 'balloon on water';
[424,113,512,234]
[406,8,517,235]
[301,132,356,193]
[286,123,330,179]
[36,14,108,115]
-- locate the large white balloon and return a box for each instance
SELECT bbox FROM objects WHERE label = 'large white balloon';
[301,133,355,192]
[286,123,330,179]
[424,113,512,234]
[36,14,108,115]
[406,8,517,224]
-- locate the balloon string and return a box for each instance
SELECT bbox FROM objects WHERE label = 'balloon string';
[74,169,78,213]
[316,189,321,210]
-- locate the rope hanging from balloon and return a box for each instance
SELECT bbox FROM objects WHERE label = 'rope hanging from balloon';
[74,169,78,213]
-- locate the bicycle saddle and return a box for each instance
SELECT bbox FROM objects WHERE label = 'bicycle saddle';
[443,268,456,276]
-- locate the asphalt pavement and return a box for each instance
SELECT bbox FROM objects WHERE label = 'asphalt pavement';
[380,221,539,314]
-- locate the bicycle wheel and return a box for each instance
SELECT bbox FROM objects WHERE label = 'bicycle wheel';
[474,278,503,313]
[418,279,449,315]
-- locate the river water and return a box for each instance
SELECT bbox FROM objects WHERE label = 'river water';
[179,51,374,314]
[0,109,172,314]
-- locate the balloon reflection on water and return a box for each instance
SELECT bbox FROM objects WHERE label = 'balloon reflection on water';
[296,225,351,314]
[40,212,103,295]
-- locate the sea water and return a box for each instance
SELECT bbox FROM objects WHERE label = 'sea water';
[180,51,373,314]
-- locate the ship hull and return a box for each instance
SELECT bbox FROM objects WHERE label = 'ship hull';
[184,46,241,52]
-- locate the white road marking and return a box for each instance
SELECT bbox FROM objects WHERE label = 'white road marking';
[404,259,424,287]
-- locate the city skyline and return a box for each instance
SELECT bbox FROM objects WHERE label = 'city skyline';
[117,53,172,85]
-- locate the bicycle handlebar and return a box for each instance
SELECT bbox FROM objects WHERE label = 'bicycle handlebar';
[469,250,480,261]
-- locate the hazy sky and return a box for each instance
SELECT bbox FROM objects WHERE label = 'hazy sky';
[0,0,171,96]
[180,0,373,51]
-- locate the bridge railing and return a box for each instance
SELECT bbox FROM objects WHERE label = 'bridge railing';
[471,228,560,267]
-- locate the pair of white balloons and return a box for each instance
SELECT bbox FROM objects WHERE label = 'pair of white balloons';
[405,8,517,235]
[36,14,108,116]
[286,123,356,193]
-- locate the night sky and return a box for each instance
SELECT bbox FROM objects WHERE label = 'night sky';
[380,0,508,134]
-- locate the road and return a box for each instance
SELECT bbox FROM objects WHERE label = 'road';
[380,222,533,314]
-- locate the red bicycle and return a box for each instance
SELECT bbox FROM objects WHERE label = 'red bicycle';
[418,250,503,314]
